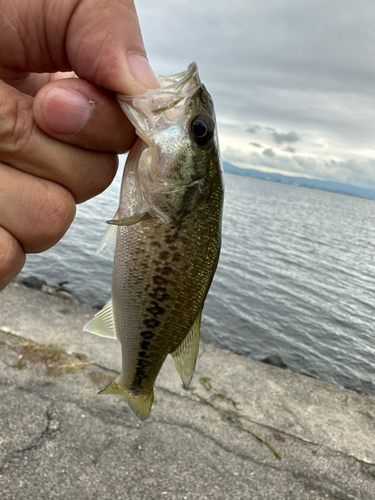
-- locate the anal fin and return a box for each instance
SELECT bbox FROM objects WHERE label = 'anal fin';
[99,380,154,421]
[172,310,201,387]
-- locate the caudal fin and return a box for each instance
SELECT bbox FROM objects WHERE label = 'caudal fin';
[99,380,154,421]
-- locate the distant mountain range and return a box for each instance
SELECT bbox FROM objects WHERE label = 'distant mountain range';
[222,162,375,200]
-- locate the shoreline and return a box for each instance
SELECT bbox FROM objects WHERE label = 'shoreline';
[1,281,375,498]
[15,275,373,399]
[14,276,312,377]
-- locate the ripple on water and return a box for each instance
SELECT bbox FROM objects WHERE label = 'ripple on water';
[20,171,375,396]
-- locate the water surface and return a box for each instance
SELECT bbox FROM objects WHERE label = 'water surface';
[19,169,375,395]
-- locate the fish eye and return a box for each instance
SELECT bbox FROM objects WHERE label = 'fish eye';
[190,115,215,147]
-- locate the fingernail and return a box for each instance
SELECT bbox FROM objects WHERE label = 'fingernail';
[44,88,94,135]
[127,54,160,90]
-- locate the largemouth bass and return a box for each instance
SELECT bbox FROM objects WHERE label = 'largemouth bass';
[84,63,223,420]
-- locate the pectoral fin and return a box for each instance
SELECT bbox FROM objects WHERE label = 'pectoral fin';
[106,212,148,226]
[99,380,154,421]
[97,209,119,253]
[83,299,116,339]
[172,310,201,387]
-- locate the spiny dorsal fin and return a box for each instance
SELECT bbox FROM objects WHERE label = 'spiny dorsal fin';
[83,299,116,339]
[172,310,201,387]
[99,381,154,421]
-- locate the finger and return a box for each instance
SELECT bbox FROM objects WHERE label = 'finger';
[17,71,78,97]
[0,69,78,97]
[33,78,136,152]
[0,163,76,254]
[66,0,161,93]
[0,80,118,203]
[0,0,159,94]
[0,227,25,292]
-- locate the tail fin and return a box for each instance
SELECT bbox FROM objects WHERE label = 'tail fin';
[99,380,154,421]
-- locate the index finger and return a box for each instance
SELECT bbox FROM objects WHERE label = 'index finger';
[0,0,159,95]
[67,0,160,93]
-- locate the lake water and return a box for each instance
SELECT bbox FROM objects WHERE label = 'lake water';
[19,166,375,396]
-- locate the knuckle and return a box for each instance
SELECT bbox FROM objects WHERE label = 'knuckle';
[32,183,76,250]
[0,88,34,154]
[0,228,25,287]
[77,152,118,203]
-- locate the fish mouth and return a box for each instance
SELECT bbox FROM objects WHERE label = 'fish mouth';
[117,63,202,116]
[157,62,199,91]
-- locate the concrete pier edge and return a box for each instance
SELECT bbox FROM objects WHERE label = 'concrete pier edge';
[1,282,375,499]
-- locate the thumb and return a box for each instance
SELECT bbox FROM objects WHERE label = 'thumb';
[66,0,159,95]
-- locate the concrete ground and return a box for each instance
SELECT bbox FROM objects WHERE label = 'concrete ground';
[0,282,374,499]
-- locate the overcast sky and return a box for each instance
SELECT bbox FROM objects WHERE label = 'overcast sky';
[136,0,375,189]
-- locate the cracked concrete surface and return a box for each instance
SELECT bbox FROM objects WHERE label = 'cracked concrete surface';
[1,283,375,499]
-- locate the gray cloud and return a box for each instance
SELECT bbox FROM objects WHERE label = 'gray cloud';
[136,0,375,186]
[263,148,275,158]
[250,142,262,148]
[272,131,300,144]
[247,125,262,134]
[284,146,296,153]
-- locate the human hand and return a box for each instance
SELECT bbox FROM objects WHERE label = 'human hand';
[0,0,159,291]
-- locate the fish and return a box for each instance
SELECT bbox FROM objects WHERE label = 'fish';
[83,62,224,420]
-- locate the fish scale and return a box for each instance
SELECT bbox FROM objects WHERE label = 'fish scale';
[113,185,221,394]
[84,63,223,420]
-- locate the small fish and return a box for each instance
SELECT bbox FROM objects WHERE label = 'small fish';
[84,63,224,420]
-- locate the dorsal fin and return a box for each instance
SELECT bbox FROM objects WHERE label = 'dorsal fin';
[83,299,117,339]
[172,310,201,387]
